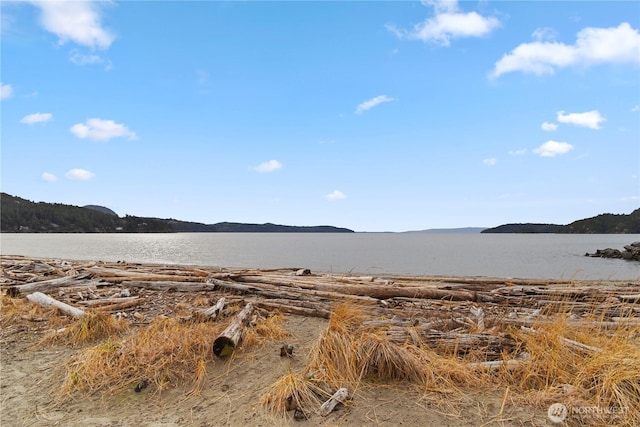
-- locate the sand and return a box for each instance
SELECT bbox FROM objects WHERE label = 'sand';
[1,314,549,427]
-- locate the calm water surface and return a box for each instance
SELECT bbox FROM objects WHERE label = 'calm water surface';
[1,233,638,280]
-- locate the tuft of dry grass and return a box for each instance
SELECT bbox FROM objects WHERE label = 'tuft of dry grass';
[358,332,425,383]
[42,311,129,346]
[327,303,368,334]
[306,329,362,389]
[61,317,224,397]
[260,368,330,417]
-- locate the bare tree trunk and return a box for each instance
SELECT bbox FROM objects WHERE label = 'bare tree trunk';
[26,292,86,318]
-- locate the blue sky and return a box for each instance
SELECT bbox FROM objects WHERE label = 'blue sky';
[1,1,639,232]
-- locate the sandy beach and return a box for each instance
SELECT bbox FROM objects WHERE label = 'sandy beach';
[2,256,638,426]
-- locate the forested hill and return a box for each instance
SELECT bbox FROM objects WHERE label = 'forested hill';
[0,193,354,233]
[482,209,640,234]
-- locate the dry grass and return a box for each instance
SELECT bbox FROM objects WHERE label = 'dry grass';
[260,368,330,417]
[42,311,129,346]
[358,332,425,383]
[61,318,224,397]
[264,302,640,425]
[1,294,60,326]
[500,314,640,426]
[60,311,290,398]
[242,313,289,348]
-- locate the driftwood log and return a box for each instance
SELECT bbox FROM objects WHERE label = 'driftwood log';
[26,292,86,319]
[233,275,485,302]
[6,274,96,296]
[199,297,226,320]
[212,303,254,357]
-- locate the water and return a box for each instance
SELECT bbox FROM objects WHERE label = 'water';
[1,233,638,280]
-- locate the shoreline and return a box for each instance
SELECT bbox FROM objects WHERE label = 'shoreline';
[2,255,639,426]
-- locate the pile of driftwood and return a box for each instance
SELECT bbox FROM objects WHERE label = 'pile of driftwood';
[3,254,639,364]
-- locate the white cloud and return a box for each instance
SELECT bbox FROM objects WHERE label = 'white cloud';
[533,140,574,157]
[557,110,605,129]
[355,95,394,114]
[483,158,497,166]
[30,0,115,49]
[41,172,58,182]
[632,105,640,112]
[541,121,558,131]
[491,22,640,78]
[70,118,137,141]
[65,168,95,180]
[1,83,13,99]
[254,160,282,173]
[388,0,500,46]
[324,190,347,201]
[20,112,53,124]
[509,148,527,156]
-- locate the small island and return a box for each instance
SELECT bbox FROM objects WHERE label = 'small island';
[482,209,639,234]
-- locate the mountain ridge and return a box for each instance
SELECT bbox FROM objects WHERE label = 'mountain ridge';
[1,193,638,233]
[0,193,354,233]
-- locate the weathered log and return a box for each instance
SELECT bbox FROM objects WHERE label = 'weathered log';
[95,298,146,312]
[319,387,349,416]
[5,274,96,295]
[233,276,480,302]
[199,297,226,320]
[86,267,206,282]
[386,327,516,357]
[250,300,331,319]
[213,303,254,357]
[208,278,378,305]
[76,296,140,306]
[619,294,640,303]
[468,352,530,370]
[26,292,86,318]
[119,280,216,292]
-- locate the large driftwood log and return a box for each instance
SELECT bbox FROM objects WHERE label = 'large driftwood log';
[26,292,86,318]
[85,267,207,282]
[250,300,331,319]
[6,274,96,296]
[385,327,516,357]
[212,303,254,357]
[208,278,378,305]
[233,275,481,302]
[119,281,217,292]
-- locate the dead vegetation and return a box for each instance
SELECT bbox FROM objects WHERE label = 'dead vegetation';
[2,255,639,425]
